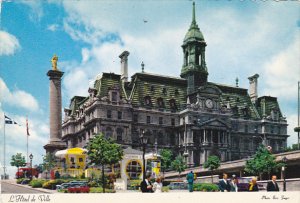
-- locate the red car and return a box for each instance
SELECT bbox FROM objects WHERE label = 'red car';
[67,183,90,193]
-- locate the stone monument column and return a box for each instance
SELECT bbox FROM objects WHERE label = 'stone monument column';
[44,55,66,154]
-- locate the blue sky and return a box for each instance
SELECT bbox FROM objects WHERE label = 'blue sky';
[0,0,299,178]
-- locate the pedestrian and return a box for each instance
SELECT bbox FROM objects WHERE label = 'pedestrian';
[230,176,238,192]
[153,177,163,193]
[186,171,194,192]
[140,174,153,193]
[248,177,259,192]
[267,175,280,191]
[219,173,231,192]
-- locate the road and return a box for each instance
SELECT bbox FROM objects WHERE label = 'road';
[1,181,48,194]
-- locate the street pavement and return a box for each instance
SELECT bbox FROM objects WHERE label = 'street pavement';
[0,179,55,194]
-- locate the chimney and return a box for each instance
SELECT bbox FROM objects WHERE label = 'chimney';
[248,74,259,103]
[119,51,130,82]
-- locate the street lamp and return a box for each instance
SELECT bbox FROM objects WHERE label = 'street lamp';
[140,131,148,181]
[282,156,288,191]
[29,153,33,181]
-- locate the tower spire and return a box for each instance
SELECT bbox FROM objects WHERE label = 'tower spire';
[192,2,196,24]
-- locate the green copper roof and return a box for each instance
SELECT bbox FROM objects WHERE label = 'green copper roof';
[183,2,205,44]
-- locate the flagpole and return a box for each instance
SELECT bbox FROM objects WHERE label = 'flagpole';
[3,113,6,179]
[27,116,28,164]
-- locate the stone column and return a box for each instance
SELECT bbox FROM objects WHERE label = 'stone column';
[44,69,66,153]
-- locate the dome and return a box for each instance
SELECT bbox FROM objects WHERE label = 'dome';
[183,25,205,43]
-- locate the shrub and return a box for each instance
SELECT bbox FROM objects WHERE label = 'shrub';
[17,178,30,185]
[17,178,26,184]
[88,180,98,187]
[193,183,219,192]
[29,179,47,188]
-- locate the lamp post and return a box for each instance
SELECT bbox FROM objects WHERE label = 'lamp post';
[29,153,33,181]
[282,156,287,191]
[140,131,147,181]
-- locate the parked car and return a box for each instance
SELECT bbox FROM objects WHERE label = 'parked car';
[56,181,88,191]
[67,182,90,193]
[168,182,188,190]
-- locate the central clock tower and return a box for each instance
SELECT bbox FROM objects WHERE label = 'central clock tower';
[180,2,208,95]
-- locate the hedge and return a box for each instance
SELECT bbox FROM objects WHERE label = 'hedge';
[193,183,219,192]
[29,179,47,188]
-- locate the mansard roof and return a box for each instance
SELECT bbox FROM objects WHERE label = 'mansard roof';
[129,72,187,111]
[256,96,283,118]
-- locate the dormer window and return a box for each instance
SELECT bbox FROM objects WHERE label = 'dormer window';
[169,99,177,111]
[111,92,118,102]
[150,85,155,92]
[157,97,164,108]
[162,87,167,95]
[144,96,152,106]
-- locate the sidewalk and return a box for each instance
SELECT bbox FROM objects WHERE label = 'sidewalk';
[1,179,58,193]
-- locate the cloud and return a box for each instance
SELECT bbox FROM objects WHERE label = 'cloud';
[0,31,20,56]
[262,36,300,100]
[47,24,59,32]
[0,109,49,179]
[19,0,43,21]
[0,78,39,112]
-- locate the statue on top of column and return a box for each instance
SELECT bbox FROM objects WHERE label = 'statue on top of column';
[51,54,58,71]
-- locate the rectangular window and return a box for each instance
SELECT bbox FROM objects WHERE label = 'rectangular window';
[147,116,151,124]
[159,117,163,125]
[107,110,112,118]
[133,114,138,122]
[171,118,175,126]
[118,111,122,120]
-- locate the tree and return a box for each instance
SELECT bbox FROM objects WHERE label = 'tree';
[245,145,282,180]
[160,149,173,176]
[10,153,26,178]
[86,134,123,193]
[171,155,186,180]
[42,153,56,179]
[203,155,220,183]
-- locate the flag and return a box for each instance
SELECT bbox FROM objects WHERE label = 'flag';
[4,115,18,125]
[26,117,30,136]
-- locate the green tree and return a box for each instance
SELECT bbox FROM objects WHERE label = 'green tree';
[10,153,26,178]
[171,155,186,179]
[86,134,123,193]
[245,145,282,180]
[160,149,173,176]
[42,153,56,179]
[203,155,220,183]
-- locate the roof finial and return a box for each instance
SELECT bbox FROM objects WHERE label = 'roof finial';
[236,77,239,87]
[192,1,196,24]
[141,61,145,73]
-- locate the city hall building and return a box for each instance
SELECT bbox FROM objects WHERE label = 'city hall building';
[61,3,288,167]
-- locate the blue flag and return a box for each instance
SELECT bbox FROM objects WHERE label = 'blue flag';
[4,115,18,125]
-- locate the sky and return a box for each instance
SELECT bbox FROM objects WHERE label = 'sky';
[0,0,299,178]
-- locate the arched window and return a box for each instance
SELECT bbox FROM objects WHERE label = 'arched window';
[105,127,112,139]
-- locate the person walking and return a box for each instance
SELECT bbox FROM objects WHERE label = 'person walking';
[248,177,259,192]
[219,173,231,192]
[267,175,280,191]
[140,174,153,193]
[153,177,163,193]
[186,171,194,192]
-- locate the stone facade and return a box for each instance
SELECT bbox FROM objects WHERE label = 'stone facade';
[61,3,288,167]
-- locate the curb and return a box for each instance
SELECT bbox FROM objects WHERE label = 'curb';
[2,180,56,194]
